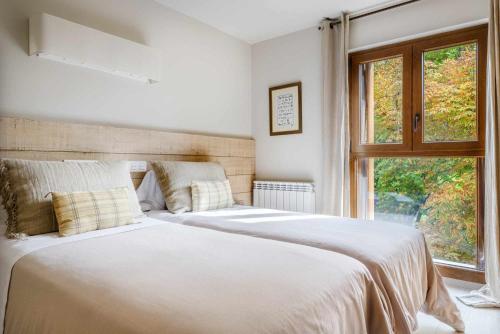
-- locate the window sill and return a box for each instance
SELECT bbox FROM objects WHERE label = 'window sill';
[436,263,485,284]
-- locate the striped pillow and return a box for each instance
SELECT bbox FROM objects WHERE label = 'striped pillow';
[191,180,234,212]
[52,188,135,237]
[0,159,142,237]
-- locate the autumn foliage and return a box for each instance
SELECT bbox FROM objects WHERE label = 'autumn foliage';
[371,44,478,265]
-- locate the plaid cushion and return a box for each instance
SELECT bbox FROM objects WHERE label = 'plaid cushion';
[53,187,135,237]
[0,159,142,238]
[151,161,227,213]
[191,180,234,212]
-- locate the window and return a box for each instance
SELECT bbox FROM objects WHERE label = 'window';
[349,25,487,278]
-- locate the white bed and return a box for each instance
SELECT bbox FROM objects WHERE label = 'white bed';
[147,206,465,334]
[0,216,393,334]
[0,218,166,331]
[0,118,396,334]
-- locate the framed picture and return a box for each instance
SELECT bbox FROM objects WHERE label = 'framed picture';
[269,81,302,136]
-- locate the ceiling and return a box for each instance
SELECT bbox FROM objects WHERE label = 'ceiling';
[155,0,392,44]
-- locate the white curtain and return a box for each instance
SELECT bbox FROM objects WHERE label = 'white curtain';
[484,0,500,302]
[320,14,350,216]
[462,0,500,307]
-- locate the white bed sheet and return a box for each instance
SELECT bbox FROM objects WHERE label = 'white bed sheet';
[0,217,166,333]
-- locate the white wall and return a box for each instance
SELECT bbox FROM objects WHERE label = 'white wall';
[252,27,324,200]
[0,0,251,137]
[251,0,488,211]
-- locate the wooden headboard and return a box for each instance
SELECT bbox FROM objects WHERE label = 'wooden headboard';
[0,117,255,205]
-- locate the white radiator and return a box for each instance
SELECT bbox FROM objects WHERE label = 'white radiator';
[253,181,315,213]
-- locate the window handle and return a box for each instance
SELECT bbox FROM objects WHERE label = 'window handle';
[413,113,420,132]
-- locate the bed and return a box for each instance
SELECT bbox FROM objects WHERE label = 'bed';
[0,117,463,334]
[0,217,393,334]
[147,206,465,334]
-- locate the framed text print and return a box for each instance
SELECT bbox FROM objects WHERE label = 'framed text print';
[269,82,302,136]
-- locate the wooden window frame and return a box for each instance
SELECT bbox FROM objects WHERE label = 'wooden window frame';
[348,25,488,282]
[412,27,487,154]
[350,45,413,154]
[350,24,487,158]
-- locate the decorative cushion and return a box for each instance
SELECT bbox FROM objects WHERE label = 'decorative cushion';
[53,187,134,237]
[191,180,234,212]
[151,161,227,213]
[0,159,142,237]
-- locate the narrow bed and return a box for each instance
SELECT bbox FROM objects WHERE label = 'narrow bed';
[0,217,393,334]
[147,206,465,333]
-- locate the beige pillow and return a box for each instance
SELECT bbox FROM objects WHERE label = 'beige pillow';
[0,160,142,237]
[151,161,226,213]
[53,187,135,237]
[191,180,234,212]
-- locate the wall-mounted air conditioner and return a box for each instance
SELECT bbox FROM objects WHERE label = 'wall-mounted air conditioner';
[29,13,162,84]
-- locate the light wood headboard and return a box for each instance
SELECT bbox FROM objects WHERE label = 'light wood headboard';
[0,117,255,205]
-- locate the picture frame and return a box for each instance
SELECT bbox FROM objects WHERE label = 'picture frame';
[269,81,302,136]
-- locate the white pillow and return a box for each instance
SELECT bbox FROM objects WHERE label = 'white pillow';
[151,161,227,213]
[136,170,166,211]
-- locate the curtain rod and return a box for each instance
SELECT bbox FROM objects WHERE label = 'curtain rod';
[320,0,421,28]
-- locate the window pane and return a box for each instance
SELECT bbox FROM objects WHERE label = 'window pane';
[357,157,478,267]
[423,43,478,142]
[359,56,403,144]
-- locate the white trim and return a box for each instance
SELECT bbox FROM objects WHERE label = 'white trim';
[349,18,489,53]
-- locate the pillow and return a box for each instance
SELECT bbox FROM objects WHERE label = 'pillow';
[191,180,234,212]
[136,170,166,211]
[53,187,134,237]
[0,159,142,237]
[151,161,227,213]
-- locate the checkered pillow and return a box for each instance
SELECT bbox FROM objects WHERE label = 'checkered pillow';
[52,187,135,237]
[0,159,142,238]
[151,161,227,213]
[191,180,234,212]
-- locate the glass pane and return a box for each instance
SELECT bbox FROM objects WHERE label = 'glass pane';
[423,43,478,142]
[357,157,478,267]
[359,56,403,144]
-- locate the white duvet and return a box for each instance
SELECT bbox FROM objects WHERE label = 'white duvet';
[147,206,465,333]
[2,217,393,334]
[0,218,166,332]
